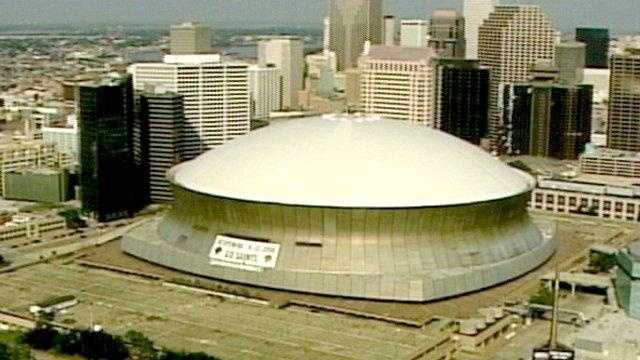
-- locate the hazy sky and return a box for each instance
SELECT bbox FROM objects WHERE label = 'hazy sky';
[0,0,637,32]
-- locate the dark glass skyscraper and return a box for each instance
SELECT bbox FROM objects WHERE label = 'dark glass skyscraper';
[575,28,610,69]
[434,59,490,145]
[78,75,143,222]
[503,82,593,159]
[139,91,184,203]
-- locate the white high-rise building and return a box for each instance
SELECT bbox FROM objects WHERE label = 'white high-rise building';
[478,5,556,149]
[42,124,79,165]
[170,22,213,55]
[329,0,383,71]
[248,65,281,120]
[463,0,498,59]
[359,45,436,125]
[383,15,399,46]
[400,20,429,48]
[128,55,251,160]
[258,37,304,110]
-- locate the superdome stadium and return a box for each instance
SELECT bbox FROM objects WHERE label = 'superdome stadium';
[122,114,556,302]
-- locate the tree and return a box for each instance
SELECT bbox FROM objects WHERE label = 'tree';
[0,254,6,266]
[22,327,59,350]
[529,285,554,306]
[54,331,82,355]
[124,330,157,360]
[0,343,10,360]
[58,208,87,229]
[78,330,129,360]
[159,350,222,360]
[589,253,617,273]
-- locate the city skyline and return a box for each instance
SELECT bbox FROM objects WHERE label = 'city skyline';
[0,0,638,32]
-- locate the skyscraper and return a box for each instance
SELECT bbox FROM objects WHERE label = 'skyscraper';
[429,10,466,58]
[258,36,304,110]
[359,45,436,125]
[556,42,586,86]
[329,0,383,70]
[478,5,556,150]
[248,65,281,120]
[400,20,429,48]
[170,22,213,55]
[383,15,399,46]
[607,48,640,152]
[138,90,184,203]
[129,55,251,161]
[323,17,331,53]
[503,65,593,159]
[78,75,141,221]
[576,28,610,69]
[463,0,498,59]
[434,59,490,145]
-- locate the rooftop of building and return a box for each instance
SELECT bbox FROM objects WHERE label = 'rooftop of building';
[0,212,65,228]
[400,19,428,24]
[162,54,221,64]
[434,58,487,69]
[622,47,640,56]
[171,22,210,29]
[0,139,52,150]
[557,41,586,48]
[6,167,64,176]
[542,173,640,188]
[76,73,128,88]
[504,155,640,188]
[431,10,461,19]
[581,147,640,160]
[363,45,435,62]
[574,312,640,352]
[628,241,640,261]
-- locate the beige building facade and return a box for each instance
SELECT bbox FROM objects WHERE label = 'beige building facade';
[329,0,383,70]
[359,45,436,125]
[608,49,640,152]
[258,37,304,110]
[170,23,213,55]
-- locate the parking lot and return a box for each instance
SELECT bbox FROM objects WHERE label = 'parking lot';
[0,263,448,360]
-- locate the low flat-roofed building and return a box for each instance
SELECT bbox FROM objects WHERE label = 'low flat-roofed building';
[580,148,640,178]
[4,168,71,203]
[455,307,520,353]
[530,174,640,222]
[0,213,67,245]
[0,141,60,197]
[573,312,640,360]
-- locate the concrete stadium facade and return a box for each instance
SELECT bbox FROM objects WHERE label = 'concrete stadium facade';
[122,115,556,301]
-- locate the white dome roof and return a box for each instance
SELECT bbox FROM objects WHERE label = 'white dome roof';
[172,115,534,208]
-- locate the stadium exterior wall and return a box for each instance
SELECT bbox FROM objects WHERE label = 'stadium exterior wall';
[122,185,556,302]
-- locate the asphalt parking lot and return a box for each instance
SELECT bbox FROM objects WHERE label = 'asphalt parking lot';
[0,263,447,360]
